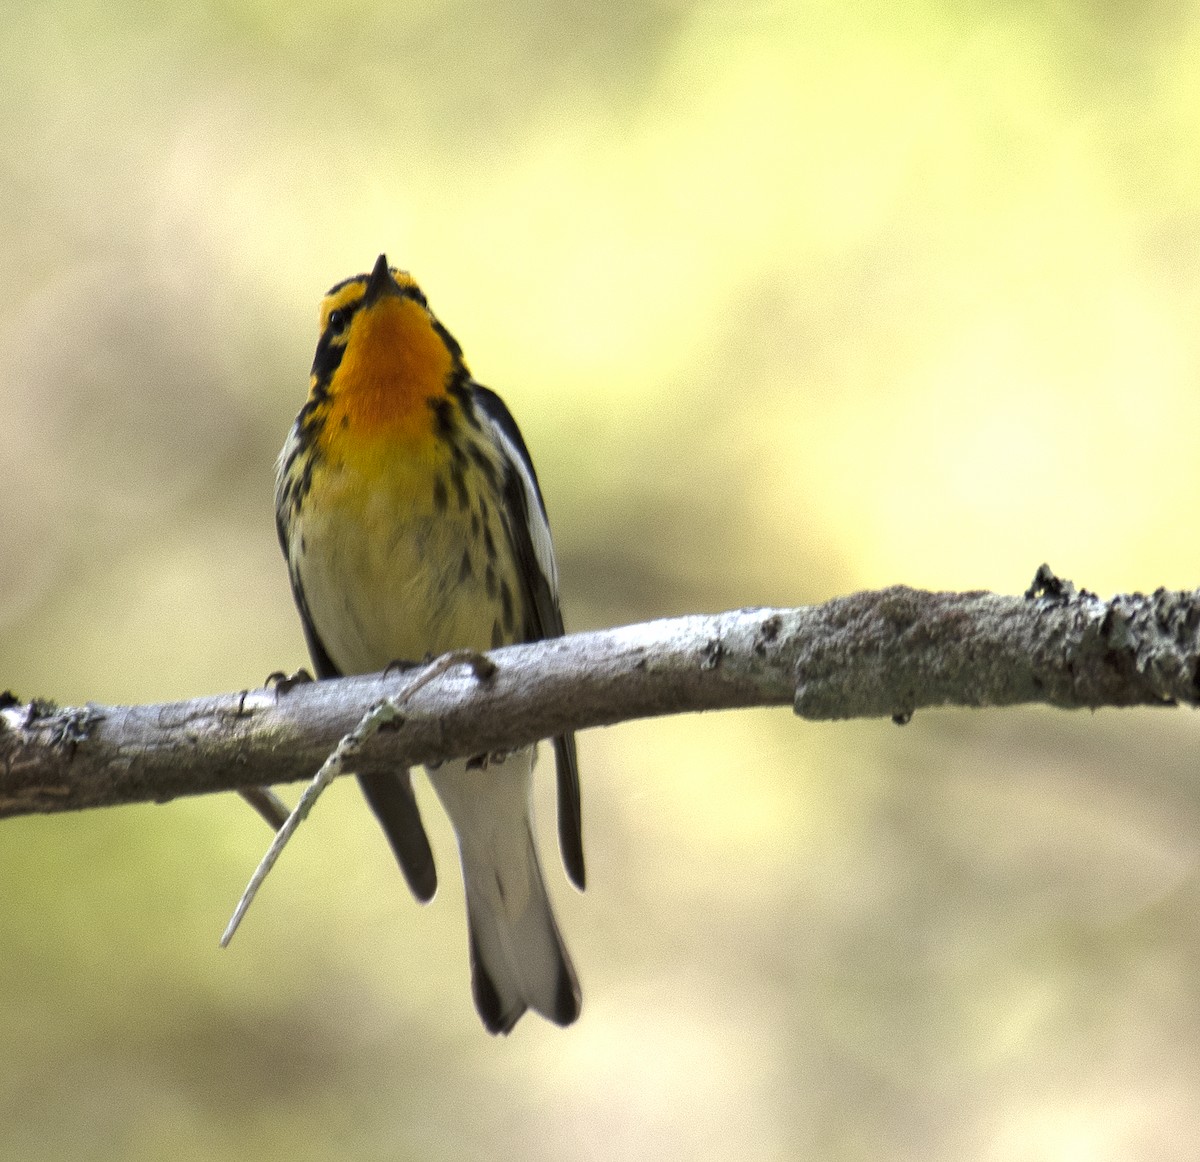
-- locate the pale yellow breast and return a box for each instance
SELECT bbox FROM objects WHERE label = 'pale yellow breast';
[290,440,514,676]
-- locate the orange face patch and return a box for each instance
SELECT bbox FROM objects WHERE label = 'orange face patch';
[326,293,454,444]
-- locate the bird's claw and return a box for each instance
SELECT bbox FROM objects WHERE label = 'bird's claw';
[265,668,313,695]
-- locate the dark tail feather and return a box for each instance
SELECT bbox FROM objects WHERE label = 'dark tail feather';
[469,925,524,1035]
[357,770,437,902]
[554,733,585,890]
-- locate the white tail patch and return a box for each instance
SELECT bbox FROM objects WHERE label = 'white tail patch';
[428,750,580,1033]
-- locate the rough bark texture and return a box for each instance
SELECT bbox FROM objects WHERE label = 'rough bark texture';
[3,572,1199,820]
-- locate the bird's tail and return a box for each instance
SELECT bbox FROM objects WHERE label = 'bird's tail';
[429,751,580,1034]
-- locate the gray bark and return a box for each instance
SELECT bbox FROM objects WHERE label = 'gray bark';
[3,570,1198,821]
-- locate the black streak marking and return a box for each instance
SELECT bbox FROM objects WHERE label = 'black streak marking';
[468,442,498,487]
[436,321,465,366]
[427,396,456,441]
[310,335,350,382]
[450,462,470,511]
[499,580,514,633]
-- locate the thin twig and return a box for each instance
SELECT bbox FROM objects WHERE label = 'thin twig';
[219,651,494,947]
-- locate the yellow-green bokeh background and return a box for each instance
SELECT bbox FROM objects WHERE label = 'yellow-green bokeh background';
[4,2,1200,1157]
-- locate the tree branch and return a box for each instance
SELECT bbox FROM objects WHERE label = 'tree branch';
[4,569,1199,821]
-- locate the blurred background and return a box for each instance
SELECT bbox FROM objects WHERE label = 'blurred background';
[3,1,1200,1158]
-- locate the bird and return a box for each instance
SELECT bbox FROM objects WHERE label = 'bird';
[274,254,583,1033]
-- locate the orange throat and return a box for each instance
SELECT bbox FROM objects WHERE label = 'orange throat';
[326,294,454,444]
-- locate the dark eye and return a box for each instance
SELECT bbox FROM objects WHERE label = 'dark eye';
[326,308,348,335]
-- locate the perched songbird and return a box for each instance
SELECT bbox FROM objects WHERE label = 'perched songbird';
[275,255,583,1033]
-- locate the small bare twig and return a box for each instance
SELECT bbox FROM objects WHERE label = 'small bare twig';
[219,651,495,946]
